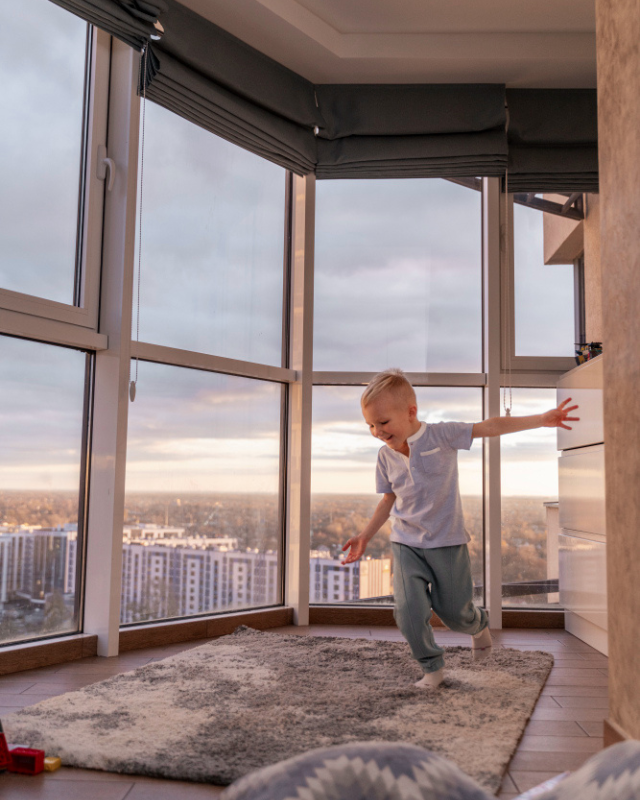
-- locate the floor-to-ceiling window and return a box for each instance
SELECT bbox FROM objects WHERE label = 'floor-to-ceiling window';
[122,101,290,624]
[0,338,90,643]
[311,178,484,606]
[0,2,107,646]
[499,195,578,608]
[0,6,582,642]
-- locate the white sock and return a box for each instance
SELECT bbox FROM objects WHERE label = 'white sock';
[414,668,444,688]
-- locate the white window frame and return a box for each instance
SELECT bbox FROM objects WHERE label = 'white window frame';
[1,24,577,652]
[502,193,577,374]
[0,26,111,333]
[82,51,300,650]
[304,178,575,629]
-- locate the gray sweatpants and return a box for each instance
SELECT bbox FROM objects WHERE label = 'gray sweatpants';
[392,541,488,674]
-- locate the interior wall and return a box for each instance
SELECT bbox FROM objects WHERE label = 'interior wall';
[542,195,583,265]
[596,0,640,741]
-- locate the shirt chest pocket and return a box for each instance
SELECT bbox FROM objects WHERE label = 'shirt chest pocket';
[418,447,444,475]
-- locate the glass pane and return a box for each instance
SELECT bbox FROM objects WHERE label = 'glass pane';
[0,336,86,644]
[514,202,575,357]
[0,2,86,303]
[136,102,286,366]
[501,388,561,608]
[123,363,283,624]
[314,179,482,372]
[311,386,483,605]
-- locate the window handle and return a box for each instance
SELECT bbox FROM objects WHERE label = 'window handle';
[96,144,115,191]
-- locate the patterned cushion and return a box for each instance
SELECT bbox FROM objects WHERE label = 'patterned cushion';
[220,742,492,800]
[221,740,640,800]
[524,741,640,800]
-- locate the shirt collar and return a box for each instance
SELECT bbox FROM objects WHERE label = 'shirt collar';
[407,421,427,444]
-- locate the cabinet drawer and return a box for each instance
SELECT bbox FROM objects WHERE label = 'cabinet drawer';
[558,446,606,536]
[559,533,607,630]
[557,356,603,450]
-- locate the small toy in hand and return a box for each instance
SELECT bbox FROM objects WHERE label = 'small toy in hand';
[575,341,602,364]
[8,747,45,775]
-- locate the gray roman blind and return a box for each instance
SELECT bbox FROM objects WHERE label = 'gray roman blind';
[137,1,597,186]
[49,0,166,50]
[314,84,508,179]
[143,1,508,178]
[506,89,598,192]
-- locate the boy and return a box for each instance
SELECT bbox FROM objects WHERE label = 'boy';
[342,368,579,689]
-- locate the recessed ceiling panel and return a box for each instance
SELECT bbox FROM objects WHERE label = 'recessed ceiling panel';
[295,0,595,35]
[177,0,597,86]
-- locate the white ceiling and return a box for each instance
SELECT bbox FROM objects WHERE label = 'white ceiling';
[179,0,596,87]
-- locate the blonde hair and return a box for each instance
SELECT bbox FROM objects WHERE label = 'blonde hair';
[361,368,417,409]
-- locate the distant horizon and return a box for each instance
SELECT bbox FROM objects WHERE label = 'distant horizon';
[0,488,558,499]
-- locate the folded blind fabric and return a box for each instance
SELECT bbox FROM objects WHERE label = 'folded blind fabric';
[315,84,507,139]
[506,89,598,192]
[143,0,320,174]
[316,131,507,179]
[49,0,166,50]
[314,84,507,179]
[143,0,507,177]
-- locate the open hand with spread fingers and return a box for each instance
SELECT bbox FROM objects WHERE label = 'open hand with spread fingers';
[541,397,580,430]
[341,535,367,565]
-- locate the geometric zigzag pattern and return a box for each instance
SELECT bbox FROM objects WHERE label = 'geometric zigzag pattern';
[221,742,496,800]
[532,741,640,800]
[221,741,640,800]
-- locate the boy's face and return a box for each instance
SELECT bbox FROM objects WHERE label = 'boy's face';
[362,392,418,451]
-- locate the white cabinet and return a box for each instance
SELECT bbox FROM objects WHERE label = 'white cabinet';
[559,533,608,655]
[557,356,604,451]
[557,355,607,655]
[558,445,606,537]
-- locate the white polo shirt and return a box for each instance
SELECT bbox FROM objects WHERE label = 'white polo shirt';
[375,420,474,549]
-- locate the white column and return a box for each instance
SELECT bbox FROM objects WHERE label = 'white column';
[83,40,140,655]
[285,173,315,625]
[482,177,503,630]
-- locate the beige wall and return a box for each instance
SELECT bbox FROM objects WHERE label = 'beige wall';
[596,0,640,740]
[583,194,603,343]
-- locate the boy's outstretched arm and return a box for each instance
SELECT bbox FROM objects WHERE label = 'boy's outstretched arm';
[472,397,579,438]
[341,492,395,565]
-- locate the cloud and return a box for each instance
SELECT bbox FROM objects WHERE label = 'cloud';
[513,204,575,357]
[0,3,86,302]
[313,180,482,372]
[135,102,286,366]
[0,337,86,487]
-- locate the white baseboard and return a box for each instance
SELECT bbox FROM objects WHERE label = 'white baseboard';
[564,610,608,655]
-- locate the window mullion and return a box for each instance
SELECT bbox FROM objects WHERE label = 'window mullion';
[482,177,503,630]
[285,173,315,626]
[83,39,140,656]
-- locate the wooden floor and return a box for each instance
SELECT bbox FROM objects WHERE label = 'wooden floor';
[0,625,607,799]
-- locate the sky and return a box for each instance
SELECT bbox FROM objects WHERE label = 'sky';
[0,1,86,303]
[0,1,572,500]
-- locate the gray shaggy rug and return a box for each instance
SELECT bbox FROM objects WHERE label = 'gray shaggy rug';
[3,627,553,791]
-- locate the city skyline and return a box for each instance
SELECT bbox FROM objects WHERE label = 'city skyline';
[0,489,555,644]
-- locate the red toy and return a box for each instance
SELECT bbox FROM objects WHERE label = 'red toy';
[0,721,11,771]
[8,747,45,775]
